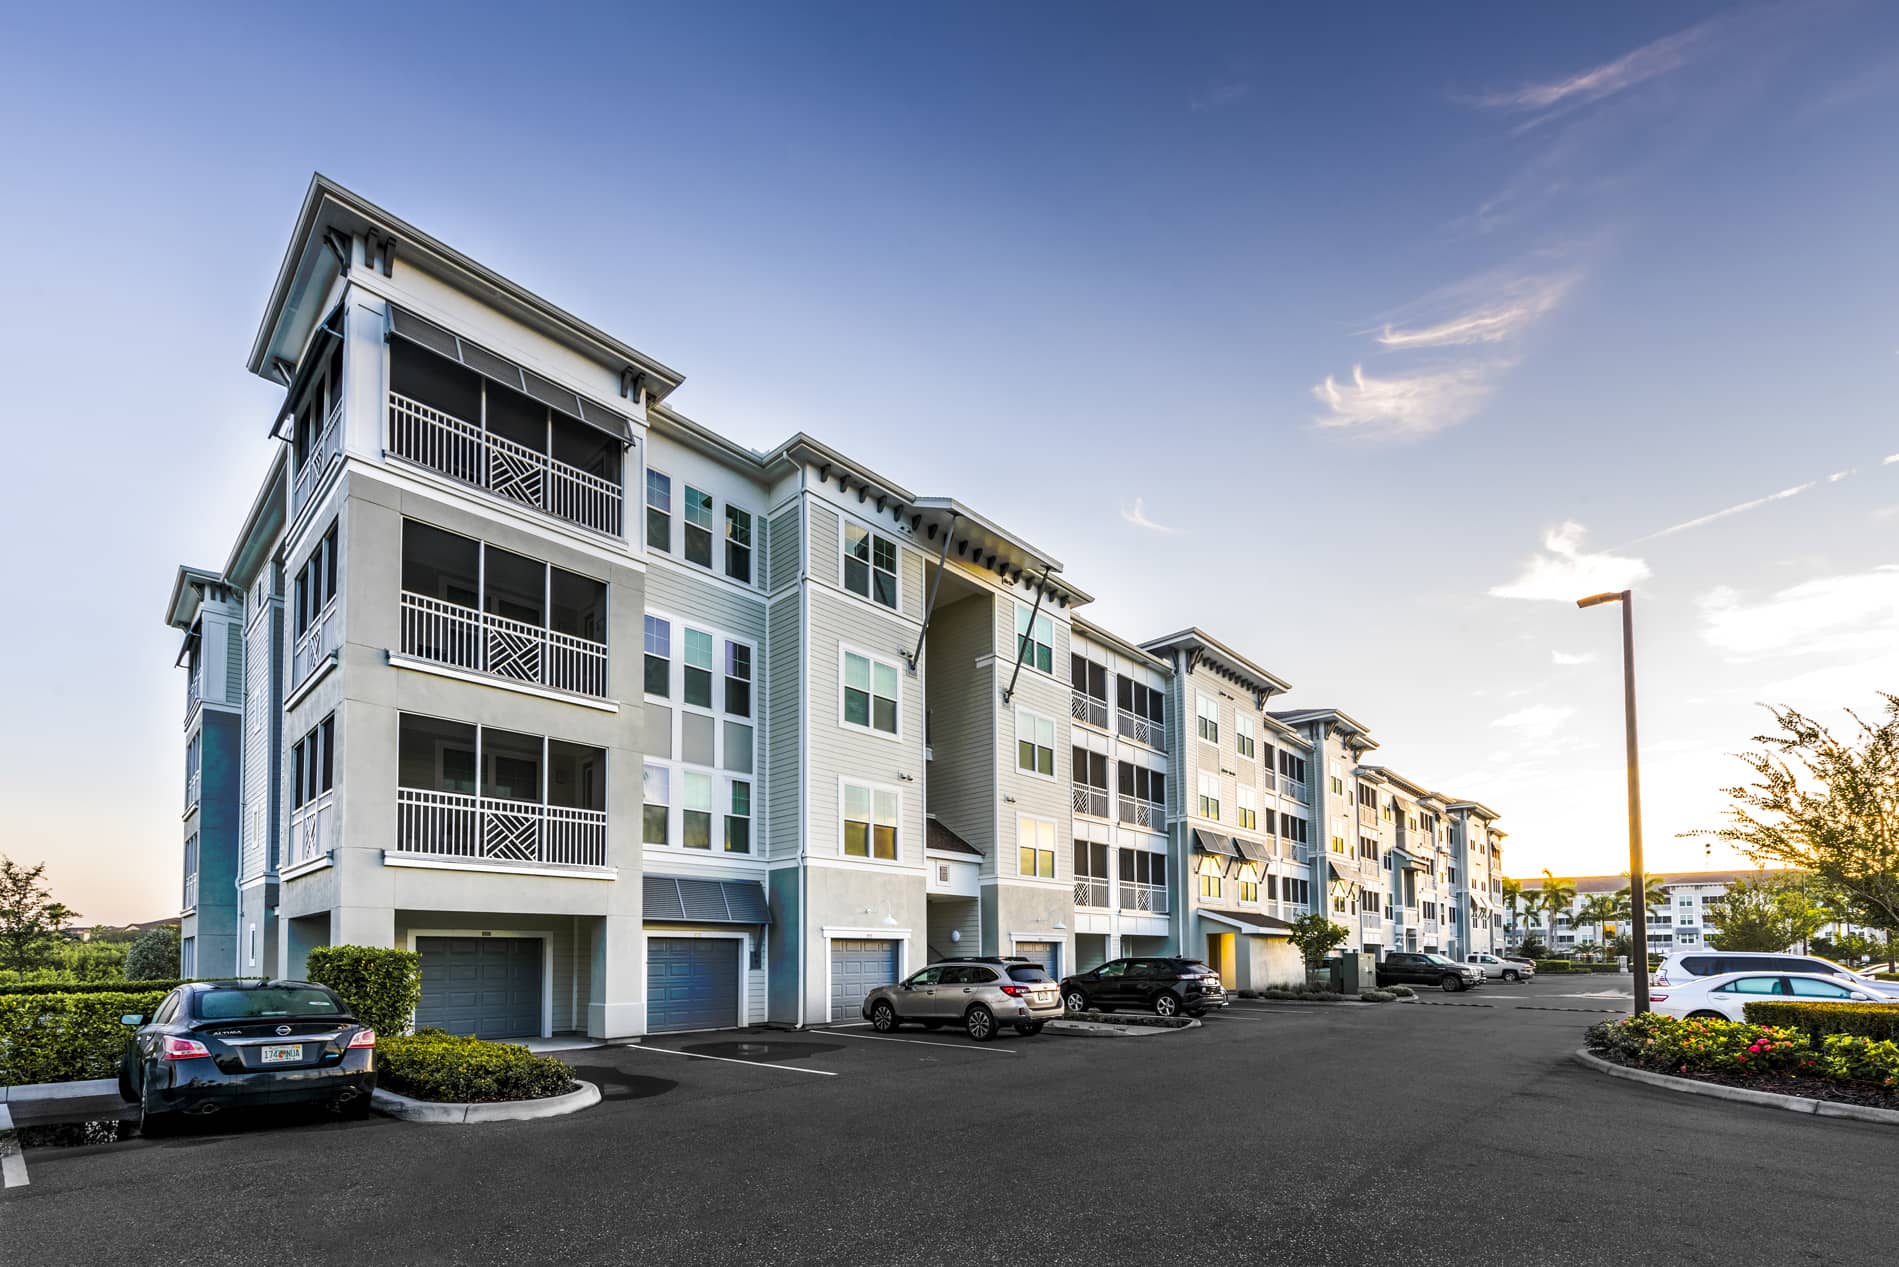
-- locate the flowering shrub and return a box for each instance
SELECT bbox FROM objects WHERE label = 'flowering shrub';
[1584,1014,1814,1077]
[1817,1034,1899,1088]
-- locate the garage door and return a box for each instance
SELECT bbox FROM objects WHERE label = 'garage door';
[415,937,542,1039]
[829,939,899,1022]
[647,938,741,1033]
[1016,941,1061,979]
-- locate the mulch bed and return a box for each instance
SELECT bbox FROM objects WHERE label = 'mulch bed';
[1592,1049,1899,1111]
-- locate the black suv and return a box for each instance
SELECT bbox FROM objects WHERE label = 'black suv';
[1059,958,1228,1017]
[1375,952,1483,993]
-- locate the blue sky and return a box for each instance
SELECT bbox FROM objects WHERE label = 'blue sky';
[3,3,1896,920]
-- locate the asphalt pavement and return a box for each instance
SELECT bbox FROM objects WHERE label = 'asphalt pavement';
[6,980,1894,1266]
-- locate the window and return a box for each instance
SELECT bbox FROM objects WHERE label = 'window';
[1358,784,1377,810]
[1016,709,1056,776]
[724,642,752,719]
[1331,775,1344,796]
[1237,785,1258,832]
[1280,814,1309,846]
[1074,839,1110,880]
[1196,694,1219,744]
[1018,816,1056,878]
[1197,772,1221,821]
[1201,873,1223,899]
[1240,878,1260,903]
[1278,749,1308,786]
[642,763,670,845]
[725,781,751,853]
[725,505,753,583]
[643,616,671,698]
[683,629,714,708]
[1281,877,1311,905]
[291,714,336,808]
[1359,836,1378,861]
[1117,762,1165,816]
[1117,676,1165,737]
[844,650,900,736]
[1236,716,1256,761]
[683,486,714,568]
[1015,606,1053,675]
[1330,834,1346,855]
[645,470,672,552]
[1074,748,1109,817]
[293,520,340,638]
[682,772,713,849]
[1071,655,1108,710]
[843,781,900,859]
[845,523,899,609]
[1120,849,1167,891]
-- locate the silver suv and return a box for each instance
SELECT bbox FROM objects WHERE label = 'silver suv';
[861,958,1063,1041]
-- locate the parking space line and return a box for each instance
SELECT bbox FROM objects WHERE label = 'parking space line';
[0,1105,27,1189]
[620,1044,838,1076]
[827,1031,1017,1053]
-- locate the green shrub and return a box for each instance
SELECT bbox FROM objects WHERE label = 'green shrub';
[0,978,185,998]
[377,1030,574,1103]
[0,989,170,1084]
[1874,972,1899,983]
[1388,985,1415,998]
[1817,1035,1899,1088]
[304,945,421,1036]
[1741,1001,1899,1043]
[124,926,181,982]
[1359,989,1396,1003]
[1534,960,1573,973]
[1584,1012,1814,1077]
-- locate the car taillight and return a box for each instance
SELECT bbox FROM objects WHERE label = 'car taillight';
[1650,993,1669,1002]
[347,1028,376,1049]
[162,1036,210,1060]
[999,985,1025,997]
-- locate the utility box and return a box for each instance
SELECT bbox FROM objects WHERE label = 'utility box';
[1338,953,1375,994]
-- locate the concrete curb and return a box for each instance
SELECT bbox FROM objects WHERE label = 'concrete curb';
[0,1079,129,1126]
[1047,1017,1201,1038]
[371,1078,600,1124]
[1060,1011,1200,1030]
[1572,1049,1899,1127]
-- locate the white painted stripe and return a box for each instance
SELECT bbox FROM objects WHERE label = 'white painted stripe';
[0,1105,27,1189]
[620,1043,837,1076]
[827,1030,1018,1054]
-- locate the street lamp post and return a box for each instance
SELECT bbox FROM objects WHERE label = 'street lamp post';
[1577,589,1651,1015]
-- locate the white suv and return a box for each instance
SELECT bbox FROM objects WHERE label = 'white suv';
[1465,952,1534,982]
[1653,950,1899,999]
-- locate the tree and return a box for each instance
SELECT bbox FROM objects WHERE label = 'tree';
[1704,873,1797,952]
[1615,874,1667,922]
[1573,895,1621,957]
[1691,694,1899,958]
[0,857,79,975]
[125,925,182,981]
[1287,913,1348,969]
[1515,933,1551,961]
[1501,878,1526,942]
[1539,871,1577,952]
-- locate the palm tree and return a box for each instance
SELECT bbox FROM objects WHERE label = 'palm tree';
[1615,873,1667,945]
[1541,870,1577,953]
[1501,878,1525,946]
[1573,895,1620,959]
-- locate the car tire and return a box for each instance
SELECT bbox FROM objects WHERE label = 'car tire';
[1153,993,1181,1018]
[1063,989,1089,1013]
[1441,975,1463,993]
[869,1000,900,1032]
[117,1067,137,1104]
[138,1098,177,1139]
[1502,970,1520,982]
[965,1005,997,1042]
[1015,1021,1046,1036]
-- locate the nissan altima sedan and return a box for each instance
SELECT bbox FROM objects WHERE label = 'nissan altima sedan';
[119,980,376,1134]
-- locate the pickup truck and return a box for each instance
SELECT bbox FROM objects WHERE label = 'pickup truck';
[1376,952,1484,993]
[1465,952,1534,982]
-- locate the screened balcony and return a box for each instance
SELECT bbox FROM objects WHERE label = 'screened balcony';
[395,716,607,869]
[289,333,344,516]
[399,521,609,699]
[385,316,626,537]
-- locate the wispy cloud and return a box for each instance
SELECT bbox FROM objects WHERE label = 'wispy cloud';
[1551,650,1597,666]
[1490,521,1651,602]
[1491,705,1577,740]
[1373,275,1574,349]
[1311,363,1495,438]
[1699,567,1899,661]
[1468,22,1710,114]
[1120,497,1181,535]
[1631,480,1819,544]
[1190,80,1250,112]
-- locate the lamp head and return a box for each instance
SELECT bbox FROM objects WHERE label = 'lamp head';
[1576,591,1627,609]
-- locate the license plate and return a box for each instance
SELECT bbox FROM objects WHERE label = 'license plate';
[260,1044,302,1063]
[1035,992,1054,1004]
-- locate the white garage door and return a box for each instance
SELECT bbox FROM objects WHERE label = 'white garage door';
[829,939,899,1022]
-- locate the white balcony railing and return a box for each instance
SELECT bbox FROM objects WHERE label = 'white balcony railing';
[396,787,607,868]
[1117,708,1163,749]
[1070,691,1109,729]
[1422,919,1441,939]
[288,792,336,868]
[293,599,341,687]
[1283,779,1309,804]
[1071,785,1109,819]
[400,592,609,699]
[388,392,623,537]
[294,399,344,514]
[1120,880,1168,914]
[1074,878,1109,908]
[1117,799,1163,830]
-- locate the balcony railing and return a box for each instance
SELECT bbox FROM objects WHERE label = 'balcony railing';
[1360,909,1383,932]
[400,592,609,699]
[294,399,344,514]
[1117,798,1163,831]
[185,672,201,722]
[293,599,341,687]
[1117,709,1163,749]
[1422,919,1441,939]
[396,787,607,868]
[288,791,336,868]
[1119,880,1168,914]
[1282,779,1309,804]
[1070,691,1109,729]
[182,871,197,913]
[388,392,622,537]
[1074,878,1109,908]
[1071,785,1109,819]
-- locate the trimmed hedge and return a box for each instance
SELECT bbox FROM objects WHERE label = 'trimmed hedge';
[1742,1001,1899,1043]
[0,989,169,1085]
[376,1030,575,1103]
[304,945,421,1037]
[1535,960,1573,973]
[0,978,187,998]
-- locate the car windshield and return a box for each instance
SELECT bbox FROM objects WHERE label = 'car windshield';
[1007,965,1053,983]
[194,987,343,1020]
[1423,954,1456,966]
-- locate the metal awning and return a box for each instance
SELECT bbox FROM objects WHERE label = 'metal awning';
[1392,848,1427,871]
[1200,909,1295,936]
[1232,835,1270,865]
[643,875,770,925]
[1193,829,1239,857]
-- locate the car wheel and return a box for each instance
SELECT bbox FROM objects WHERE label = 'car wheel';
[1441,975,1463,993]
[1153,993,1181,1018]
[1064,989,1089,1013]
[869,1000,900,1032]
[1014,1022,1046,1036]
[1502,970,1520,982]
[117,1067,137,1104]
[138,1097,178,1139]
[965,1005,997,1042]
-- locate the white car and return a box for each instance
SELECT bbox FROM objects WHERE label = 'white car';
[1653,950,1899,1000]
[1649,970,1897,1022]
[1465,952,1534,982]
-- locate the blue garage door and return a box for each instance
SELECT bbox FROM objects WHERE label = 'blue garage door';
[830,939,899,1022]
[415,937,542,1039]
[647,938,741,1033]
[1015,941,1061,980]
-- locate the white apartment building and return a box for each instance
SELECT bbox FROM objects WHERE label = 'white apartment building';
[1515,869,1876,957]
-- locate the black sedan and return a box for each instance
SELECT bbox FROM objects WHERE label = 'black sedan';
[119,980,376,1134]
[1059,957,1228,1017]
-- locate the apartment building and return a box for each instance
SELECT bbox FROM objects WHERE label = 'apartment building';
[1513,869,1874,957]
[167,175,1507,1038]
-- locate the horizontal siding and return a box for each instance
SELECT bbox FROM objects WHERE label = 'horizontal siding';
[644,563,768,645]
[768,503,801,593]
[766,595,801,862]
[991,590,1072,882]
[921,593,995,856]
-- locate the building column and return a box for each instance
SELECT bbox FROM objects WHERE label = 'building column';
[331,904,396,949]
[587,913,643,1039]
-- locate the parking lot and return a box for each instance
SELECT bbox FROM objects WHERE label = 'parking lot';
[8,982,1894,1266]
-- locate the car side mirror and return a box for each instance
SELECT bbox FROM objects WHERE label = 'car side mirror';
[1850,992,1869,1001]
[120,1013,145,1026]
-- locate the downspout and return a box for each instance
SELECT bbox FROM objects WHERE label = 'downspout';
[796,466,810,1030]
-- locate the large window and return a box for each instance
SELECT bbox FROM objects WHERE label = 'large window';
[683,486,715,568]
[644,614,756,852]
[1236,715,1256,761]
[1015,606,1053,674]
[843,781,900,859]
[1017,816,1055,879]
[1237,785,1259,832]
[843,650,900,736]
[1280,814,1308,846]
[682,772,713,849]
[1074,839,1109,880]
[725,506,753,583]
[291,714,336,810]
[1278,749,1308,786]
[1016,709,1056,777]
[1196,694,1219,744]
[646,471,672,552]
[845,523,898,609]
[294,521,340,638]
